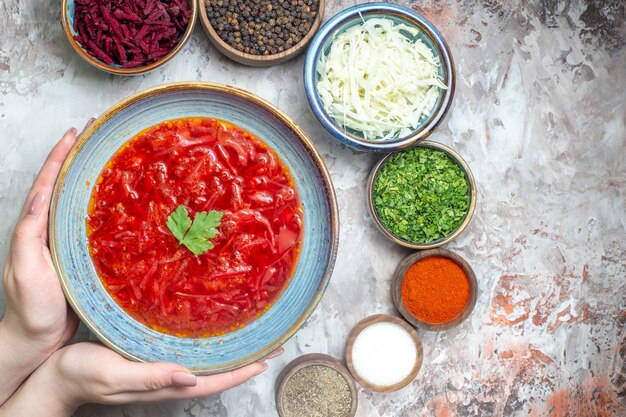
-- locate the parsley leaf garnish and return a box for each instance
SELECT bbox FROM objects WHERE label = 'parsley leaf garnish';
[166,205,223,255]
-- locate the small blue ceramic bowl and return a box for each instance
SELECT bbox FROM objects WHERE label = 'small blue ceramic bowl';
[304,3,455,152]
[50,82,339,374]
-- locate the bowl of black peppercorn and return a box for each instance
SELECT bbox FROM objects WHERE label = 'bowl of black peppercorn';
[200,0,324,66]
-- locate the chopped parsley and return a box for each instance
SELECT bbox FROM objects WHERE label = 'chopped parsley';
[373,147,470,244]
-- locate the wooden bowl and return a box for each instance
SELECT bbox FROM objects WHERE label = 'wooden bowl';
[345,314,423,392]
[391,249,478,331]
[199,0,324,66]
[275,353,358,417]
[61,0,197,75]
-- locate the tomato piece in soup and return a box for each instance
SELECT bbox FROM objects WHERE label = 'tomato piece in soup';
[86,118,303,337]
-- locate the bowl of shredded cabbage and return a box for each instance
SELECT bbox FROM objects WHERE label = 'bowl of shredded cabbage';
[304,2,455,152]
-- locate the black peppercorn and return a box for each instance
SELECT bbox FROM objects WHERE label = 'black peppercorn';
[207,0,320,56]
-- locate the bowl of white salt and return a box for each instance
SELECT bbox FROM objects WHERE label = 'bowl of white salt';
[345,314,423,392]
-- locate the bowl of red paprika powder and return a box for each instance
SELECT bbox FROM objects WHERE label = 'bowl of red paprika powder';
[391,248,477,331]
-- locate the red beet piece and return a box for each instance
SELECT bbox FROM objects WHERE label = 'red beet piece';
[113,36,128,64]
[87,39,114,64]
[144,0,156,16]
[113,9,141,23]
[72,0,191,69]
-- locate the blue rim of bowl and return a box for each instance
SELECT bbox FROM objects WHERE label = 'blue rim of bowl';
[49,82,340,372]
[366,140,476,249]
[61,0,197,75]
[303,2,456,152]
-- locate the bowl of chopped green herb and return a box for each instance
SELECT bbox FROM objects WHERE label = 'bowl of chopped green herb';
[367,141,476,249]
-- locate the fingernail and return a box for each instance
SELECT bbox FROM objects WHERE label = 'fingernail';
[265,348,284,360]
[258,348,284,364]
[84,117,96,130]
[29,192,45,216]
[253,363,268,376]
[65,127,78,140]
[78,119,95,140]
[172,371,197,387]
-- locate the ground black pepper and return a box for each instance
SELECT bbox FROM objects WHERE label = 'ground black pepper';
[280,365,353,417]
[207,0,319,55]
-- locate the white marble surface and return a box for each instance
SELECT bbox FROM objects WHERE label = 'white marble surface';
[1,0,625,416]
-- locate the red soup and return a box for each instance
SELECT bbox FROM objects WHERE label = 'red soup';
[87,118,303,337]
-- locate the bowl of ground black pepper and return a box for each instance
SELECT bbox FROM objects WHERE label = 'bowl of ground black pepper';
[200,0,324,66]
[276,353,357,417]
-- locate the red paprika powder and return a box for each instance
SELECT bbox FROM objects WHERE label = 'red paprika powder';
[401,256,470,324]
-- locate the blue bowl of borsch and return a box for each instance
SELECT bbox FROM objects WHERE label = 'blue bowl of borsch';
[50,82,339,374]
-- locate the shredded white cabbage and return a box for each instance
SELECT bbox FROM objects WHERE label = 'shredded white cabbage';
[316,18,447,141]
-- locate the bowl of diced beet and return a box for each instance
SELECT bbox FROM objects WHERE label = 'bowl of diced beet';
[62,0,197,75]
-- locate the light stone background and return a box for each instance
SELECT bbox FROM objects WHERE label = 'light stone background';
[1,0,625,416]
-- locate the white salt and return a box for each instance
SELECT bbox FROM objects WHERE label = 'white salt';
[351,322,417,387]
